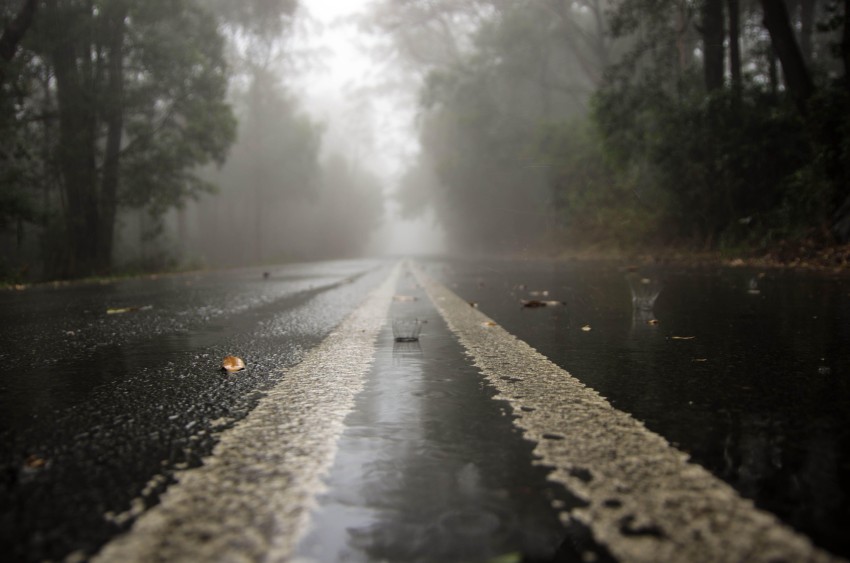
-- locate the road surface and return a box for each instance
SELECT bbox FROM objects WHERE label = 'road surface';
[1,258,847,562]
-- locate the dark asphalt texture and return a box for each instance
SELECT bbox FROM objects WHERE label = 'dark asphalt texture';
[3,257,849,561]
[0,260,389,562]
[432,257,850,559]
[297,270,613,562]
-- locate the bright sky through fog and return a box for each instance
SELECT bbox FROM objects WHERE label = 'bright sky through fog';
[291,0,446,256]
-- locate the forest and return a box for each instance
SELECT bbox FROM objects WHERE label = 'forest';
[378,0,850,256]
[2,0,850,280]
[0,0,382,280]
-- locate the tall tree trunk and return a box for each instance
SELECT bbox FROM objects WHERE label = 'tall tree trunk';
[728,0,742,99]
[759,0,814,109]
[701,0,725,92]
[98,3,127,272]
[50,8,100,277]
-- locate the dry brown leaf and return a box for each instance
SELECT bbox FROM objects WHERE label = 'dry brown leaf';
[481,321,497,327]
[221,355,246,373]
[25,454,46,469]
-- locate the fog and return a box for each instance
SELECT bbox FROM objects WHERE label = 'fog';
[1,0,849,281]
[288,0,446,258]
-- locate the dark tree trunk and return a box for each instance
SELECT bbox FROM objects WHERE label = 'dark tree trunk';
[760,0,814,109]
[50,20,100,277]
[728,0,742,98]
[46,0,126,278]
[701,0,725,92]
[843,0,850,88]
[799,0,816,64]
[0,0,39,85]
[98,3,127,271]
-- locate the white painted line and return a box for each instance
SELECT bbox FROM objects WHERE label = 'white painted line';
[94,263,401,563]
[413,263,841,563]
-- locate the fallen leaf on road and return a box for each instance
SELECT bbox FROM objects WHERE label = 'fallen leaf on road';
[481,321,497,327]
[647,319,660,325]
[106,305,152,315]
[221,355,246,373]
[25,454,46,469]
[107,307,132,314]
[671,336,696,340]
[693,358,708,362]
[469,301,479,308]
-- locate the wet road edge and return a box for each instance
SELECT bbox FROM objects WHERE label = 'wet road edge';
[92,263,401,562]
[412,262,842,563]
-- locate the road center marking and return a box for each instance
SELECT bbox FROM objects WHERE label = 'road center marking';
[94,263,401,562]
[412,263,840,563]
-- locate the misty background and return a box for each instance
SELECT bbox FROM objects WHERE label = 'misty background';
[1,0,849,281]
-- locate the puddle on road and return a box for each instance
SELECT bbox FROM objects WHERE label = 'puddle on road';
[296,280,609,562]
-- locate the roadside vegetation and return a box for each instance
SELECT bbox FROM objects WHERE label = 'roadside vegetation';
[0,0,381,282]
[3,1,850,281]
[372,0,850,263]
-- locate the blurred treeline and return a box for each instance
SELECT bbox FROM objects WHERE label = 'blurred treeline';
[0,0,382,281]
[372,0,850,255]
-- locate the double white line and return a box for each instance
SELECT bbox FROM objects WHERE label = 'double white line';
[95,261,839,562]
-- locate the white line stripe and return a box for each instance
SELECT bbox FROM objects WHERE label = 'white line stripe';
[413,263,841,563]
[94,263,401,563]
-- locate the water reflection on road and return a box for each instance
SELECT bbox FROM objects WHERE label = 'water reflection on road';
[435,259,850,557]
[297,282,597,562]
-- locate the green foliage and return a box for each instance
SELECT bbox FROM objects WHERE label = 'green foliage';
[399,0,604,252]
[397,0,850,254]
[593,77,817,247]
[533,118,658,248]
[120,2,236,213]
[0,0,251,279]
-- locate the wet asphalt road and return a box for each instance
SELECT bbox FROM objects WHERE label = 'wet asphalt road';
[296,274,598,562]
[0,260,390,561]
[1,257,849,561]
[434,258,850,558]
